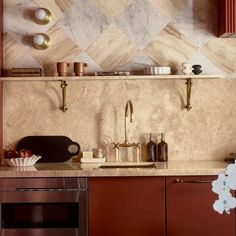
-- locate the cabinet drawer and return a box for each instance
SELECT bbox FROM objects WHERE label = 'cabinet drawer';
[166,176,235,236]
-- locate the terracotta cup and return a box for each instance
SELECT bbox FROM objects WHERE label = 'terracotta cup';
[74,62,88,76]
[57,62,70,76]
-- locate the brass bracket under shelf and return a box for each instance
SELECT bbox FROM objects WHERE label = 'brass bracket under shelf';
[60,80,68,112]
[185,78,192,111]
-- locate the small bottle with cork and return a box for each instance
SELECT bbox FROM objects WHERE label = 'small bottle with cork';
[157,133,168,162]
[146,133,157,162]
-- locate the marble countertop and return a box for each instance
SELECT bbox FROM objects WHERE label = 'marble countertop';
[0,160,228,177]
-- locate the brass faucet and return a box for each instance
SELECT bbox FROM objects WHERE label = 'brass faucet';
[119,100,135,147]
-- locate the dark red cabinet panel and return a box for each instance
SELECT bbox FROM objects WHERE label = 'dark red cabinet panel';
[0,0,3,160]
[89,177,165,236]
[218,0,236,37]
[166,176,235,236]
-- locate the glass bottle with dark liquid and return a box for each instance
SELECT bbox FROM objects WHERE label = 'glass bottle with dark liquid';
[158,133,168,162]
[146,133,157,162]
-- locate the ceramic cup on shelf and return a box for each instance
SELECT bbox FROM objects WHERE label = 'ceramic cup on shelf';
[74,62,88,76]
[57,62,70,76]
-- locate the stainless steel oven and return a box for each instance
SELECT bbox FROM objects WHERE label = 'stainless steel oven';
[0,177,88,236]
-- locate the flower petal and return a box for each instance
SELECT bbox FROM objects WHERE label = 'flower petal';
[226,163,236,176]
[213,199,225,214]
[212,173,228,194]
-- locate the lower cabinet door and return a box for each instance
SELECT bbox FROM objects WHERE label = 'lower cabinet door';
[166,176,235,236]
[89,177,165,236]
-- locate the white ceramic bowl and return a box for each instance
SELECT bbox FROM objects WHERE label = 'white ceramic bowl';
[144,66,171,75]
[5,155,41,167]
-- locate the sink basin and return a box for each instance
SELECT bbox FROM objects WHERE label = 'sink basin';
[99,162,155,168]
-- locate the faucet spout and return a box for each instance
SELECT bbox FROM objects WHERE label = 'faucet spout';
[113,100,140,162]
[121,100,134,147]
[125,100,133,122]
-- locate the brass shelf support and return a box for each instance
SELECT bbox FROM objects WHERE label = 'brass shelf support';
[60,80,68,112]
[185,78,192,111]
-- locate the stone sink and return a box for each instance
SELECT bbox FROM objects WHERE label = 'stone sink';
[99,162,155,168]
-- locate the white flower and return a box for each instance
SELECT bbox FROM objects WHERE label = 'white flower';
[226,163,236,177]
[213,190,236,214]
[212,173,229,194]
[226,175,236,190]
[212,163,236,214]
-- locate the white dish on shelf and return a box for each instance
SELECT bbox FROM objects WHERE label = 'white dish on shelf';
[80,157,106,163]
[144,66,171,75]
[4,155,41,167]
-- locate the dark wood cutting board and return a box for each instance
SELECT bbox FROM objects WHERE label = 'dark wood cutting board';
[16,136,80,163]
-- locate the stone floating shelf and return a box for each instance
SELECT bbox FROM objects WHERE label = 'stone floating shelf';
[0,74,222,81]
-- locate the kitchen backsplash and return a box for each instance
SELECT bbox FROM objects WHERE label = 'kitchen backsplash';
[3,0,236,161]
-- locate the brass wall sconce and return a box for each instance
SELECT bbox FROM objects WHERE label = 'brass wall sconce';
[33,33,51,50]
[34,8,52,25]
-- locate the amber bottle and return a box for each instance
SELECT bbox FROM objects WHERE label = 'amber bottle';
[157,133,168,162]
[146,133,157,162]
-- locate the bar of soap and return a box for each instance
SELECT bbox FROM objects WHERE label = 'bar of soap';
[82,151,93,159]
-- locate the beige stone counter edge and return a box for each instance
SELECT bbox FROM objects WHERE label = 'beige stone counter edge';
[0,161,228,177]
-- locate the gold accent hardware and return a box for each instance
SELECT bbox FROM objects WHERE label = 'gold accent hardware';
[173,179,212,184]
[119,100,135,147]
[185,78,192,111]
[60,80,68,112]
[112,142,140,162]
[33,33,51,50]
[112,142,120,162]
[119,142,136,147]
[112,142,120,150]
[34,8,52,25]
[133,143,141,162]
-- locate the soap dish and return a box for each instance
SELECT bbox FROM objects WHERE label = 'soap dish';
[80,157,106,163]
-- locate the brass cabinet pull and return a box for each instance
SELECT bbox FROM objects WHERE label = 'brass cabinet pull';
[173,178,212,184]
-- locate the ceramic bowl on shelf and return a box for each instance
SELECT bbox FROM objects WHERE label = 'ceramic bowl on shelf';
[4,155,41,167]
[144,66,171,75]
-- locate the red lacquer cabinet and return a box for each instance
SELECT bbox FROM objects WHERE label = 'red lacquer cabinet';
[218,0,236,37]
[0,0,3,159]
[166,176,235,236]
[89,177,165,236]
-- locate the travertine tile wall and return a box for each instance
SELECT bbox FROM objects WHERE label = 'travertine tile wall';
[3,0,236,161]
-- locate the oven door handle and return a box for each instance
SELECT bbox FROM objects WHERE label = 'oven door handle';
[15,188,86,192]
